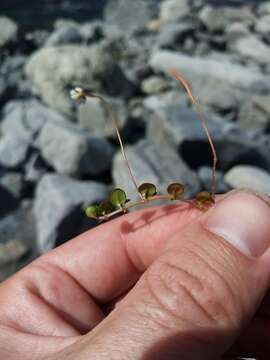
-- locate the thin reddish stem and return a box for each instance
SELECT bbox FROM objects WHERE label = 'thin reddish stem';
[169,69,217,198]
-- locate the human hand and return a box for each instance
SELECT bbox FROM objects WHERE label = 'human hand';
[1,190,270,360]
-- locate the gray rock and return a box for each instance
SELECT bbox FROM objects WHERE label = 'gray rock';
[146,105,225,149]
[198,166,230,194]
[44,25,83,47]
[34,174,108,252]
[198,5,255,32]
[0,240,28,267]
[113,139,200,199]
[258,2,270,16]
[195,84,238,113]
[25,45,133,114]
[230,35,270,65]
[0,135,30,168]
[225,22,250,44]
[156,22,193,49]
[0,17,18,47]
[0,173,24,198]
[238,97,270,132]
[38,121,114,176]
[25,153,47,183]
[25,46,94,114]
[0,201,36,280]
[79,21,103,43]
[149,50,269,92]
[1,99,67,141]
[104,0,155,33]
[225,165,270,195]
[78,96,127,138]
[141,76,168,94]
[143,90,187,111]
[159,0,190,24]
[255,15,270,36]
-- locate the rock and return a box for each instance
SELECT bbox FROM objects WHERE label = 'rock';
[112,139,200,199]
[25,46,94,114]
[156,22,193,49]
[143,90,187,111]
[25,153,47,183]
[149,50,269,92]
[195,84,238,113]
[159,0,190,24]
[34,174,108,252]
[0,172,24,199]
[146,105,225,149]
[198,5,255,32]
[238,97,270,132]
[225,22,250,43]
[0,134,30,169]
[0,201,36,280]
[79,21,104,44]
[25,44,133,114]
[78,96,127,138]
[258,2,270,16]
[0,17,18,47]
[38,121,114,176]
[225,165,270,195]
[0,240,28,267]
[44,24,83,47]
[104,0,155,33]
[198,166,230,194]
[255,15,270,36]
[1,99,67,141]
[230,34,270,65]
[141,76,168,94]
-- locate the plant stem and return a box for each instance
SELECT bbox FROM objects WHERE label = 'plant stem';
[98,193,180,221]
[169,70,217,199]
[85,93,144,201]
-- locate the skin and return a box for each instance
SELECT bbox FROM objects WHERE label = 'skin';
[0,192,270,359]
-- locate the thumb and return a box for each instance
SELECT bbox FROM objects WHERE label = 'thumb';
[85,190,270,359]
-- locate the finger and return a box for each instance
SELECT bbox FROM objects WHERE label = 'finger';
[0,201,202,336]
[0,324,78,360]
[38,201,202,302]
[75,190,270,360]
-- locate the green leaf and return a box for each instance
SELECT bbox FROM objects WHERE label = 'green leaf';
[99,201,116,216]
[167,183,185,200]
[85,205,100,219]
[138,183,157,199]
[110,188,127,208]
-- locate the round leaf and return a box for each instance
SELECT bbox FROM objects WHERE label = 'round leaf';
[195,191,215,210]
[167,183,185,200]
[99,201,115,216]
[138,183,157,199]
[85,205,100,219]
[110,188,127,208]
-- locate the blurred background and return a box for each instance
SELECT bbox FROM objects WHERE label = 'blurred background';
[0,0,270,280]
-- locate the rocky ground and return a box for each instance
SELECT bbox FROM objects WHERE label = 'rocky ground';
[1,0,270,281]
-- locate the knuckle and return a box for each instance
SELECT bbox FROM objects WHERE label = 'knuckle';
[145,249,240,330]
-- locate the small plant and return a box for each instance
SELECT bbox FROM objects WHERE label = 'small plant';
[70,71,217,222]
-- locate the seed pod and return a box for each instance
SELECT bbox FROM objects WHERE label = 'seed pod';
[99,201,116,216]
[138,183,157,200]
[110,188,127,208]
[85,205,100,219]
[195,191,215,211]
[167,183,185,200]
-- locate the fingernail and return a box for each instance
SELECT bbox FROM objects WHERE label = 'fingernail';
[204,191,270,257]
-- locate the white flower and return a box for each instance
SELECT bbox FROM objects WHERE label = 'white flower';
[70,87,87,103]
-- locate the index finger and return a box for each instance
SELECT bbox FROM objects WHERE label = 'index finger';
[41,202,202,303]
